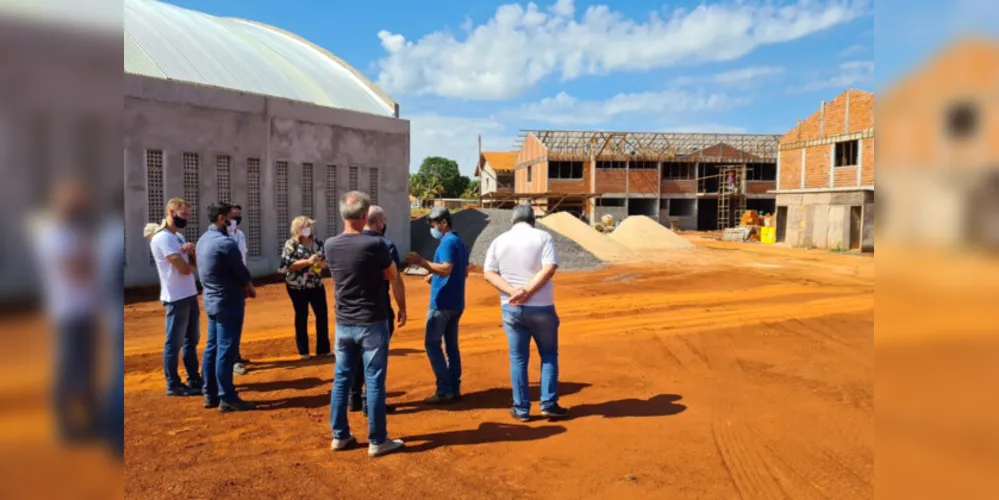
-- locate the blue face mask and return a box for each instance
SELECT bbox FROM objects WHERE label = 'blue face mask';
[430,227,443,240]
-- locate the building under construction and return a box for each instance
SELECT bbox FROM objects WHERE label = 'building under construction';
[488,130,780,230]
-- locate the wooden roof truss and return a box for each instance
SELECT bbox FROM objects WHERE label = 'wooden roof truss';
[516,130,781,162]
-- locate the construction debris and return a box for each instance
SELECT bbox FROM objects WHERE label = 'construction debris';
[411,208,604,270]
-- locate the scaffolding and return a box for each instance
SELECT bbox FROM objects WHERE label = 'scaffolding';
[716,165,747,230]
[515,130,780,164]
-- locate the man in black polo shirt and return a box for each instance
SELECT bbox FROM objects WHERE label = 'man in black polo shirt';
[350,205,407,416]
[325,191,404,458]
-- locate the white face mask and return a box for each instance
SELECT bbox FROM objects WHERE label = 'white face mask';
[301,227,312,237]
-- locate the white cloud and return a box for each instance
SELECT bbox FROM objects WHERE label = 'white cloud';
[839,43,865,57]
[658,124,750,134]
[793,60,874,92]
[376,0,866,100]
[671,66,785,88]
[405,114,515,176]
[509,89,749,126]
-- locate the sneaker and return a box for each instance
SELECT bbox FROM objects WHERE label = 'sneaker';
[237,357,251,364]
[166,385,201,397]
[300,354,311,361]
[331,435,356,451]
[219,399,257,413]
[349,394,363,413]
[509,408,530,423]
[203,397,220,409]
[233,363,248,376]
[423,393,455,405]
[368,439,405,458]
[541,404,570,420]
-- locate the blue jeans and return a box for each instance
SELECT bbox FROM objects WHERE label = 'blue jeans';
[501,305,560,416]
[107,303,124,457]
[330,322,390,445]
[54,316,97,441]
[202,308,244,402]
[163,295,201,390]
[425,308,463,396]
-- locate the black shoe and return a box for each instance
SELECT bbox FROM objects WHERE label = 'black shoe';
[219,399,257,413]
[509,408,530,423]
[541,404,570,420]
[237,357,251,364]
[203,397,220,409]
[362,403,396,418]
[424,393,455,405]
[166,385,201,397]
[349,393,363,413]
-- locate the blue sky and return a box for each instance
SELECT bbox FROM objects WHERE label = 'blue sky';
[161,0,991,176]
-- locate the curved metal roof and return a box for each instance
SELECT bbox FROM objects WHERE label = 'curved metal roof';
[124,0,396,117]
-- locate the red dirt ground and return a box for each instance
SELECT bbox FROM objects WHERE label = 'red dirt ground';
[124,239,873,499]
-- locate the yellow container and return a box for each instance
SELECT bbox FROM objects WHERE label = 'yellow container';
[761,227,776,245]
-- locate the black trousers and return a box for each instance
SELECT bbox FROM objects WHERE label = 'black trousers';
[351,309,394,396]
[286,285,331,356]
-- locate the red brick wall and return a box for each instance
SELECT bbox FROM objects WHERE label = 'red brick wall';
[629,170,659,194]
[780,89,875,191]
[661,180,696,194]
[746,181,776,195]
[515,134,547,193]
[833,166,858,187]
[780,149,802,189]
[595,170,626,193]
[804,145,831,188]
[861,139,875,185]
[548,179,590,194]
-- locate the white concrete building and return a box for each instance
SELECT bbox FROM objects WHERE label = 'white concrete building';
[123,0,410,287]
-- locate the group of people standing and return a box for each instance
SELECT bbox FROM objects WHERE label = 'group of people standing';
[146,191,569,459]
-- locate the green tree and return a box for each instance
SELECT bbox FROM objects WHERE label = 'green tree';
[461,180,480,200]
[417,156,471,198]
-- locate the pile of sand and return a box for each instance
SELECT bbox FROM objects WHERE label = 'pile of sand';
[610,216,695,251]
[538,212,634,262]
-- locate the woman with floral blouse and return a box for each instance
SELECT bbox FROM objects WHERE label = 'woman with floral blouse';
[279,216,331,359]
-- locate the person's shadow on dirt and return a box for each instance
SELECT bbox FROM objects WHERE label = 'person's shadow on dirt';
[251,355,334,371]
[401,422,567,453]
[391,382,591,415]
[254,390,407,411]
[238,377,330,393]
[569,394,687,419]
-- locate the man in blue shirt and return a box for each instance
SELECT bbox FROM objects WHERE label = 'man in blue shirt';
[196,202,257,412]
[405,207,467,404]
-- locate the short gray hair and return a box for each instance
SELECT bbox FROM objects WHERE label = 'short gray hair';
[511,204,535,226]
[367,205,386,226]
[340,191,370,220]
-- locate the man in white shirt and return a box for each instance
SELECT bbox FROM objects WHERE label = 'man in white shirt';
[227,204,249,265]
[146,198,203,397]
[226,204,251,372]
[483,205,570,422]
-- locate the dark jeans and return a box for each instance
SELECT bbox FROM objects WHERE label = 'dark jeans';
[106,303,124,457]
[425,308,463,396]
[202,308,245,402]
[54,316,98,442]
[330,322,390,444]
[502,305,560,416]
[286,285,330,356]
[163,295,201,390]
[351,310,394,397]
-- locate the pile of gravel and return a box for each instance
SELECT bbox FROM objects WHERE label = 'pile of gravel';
[410,208,604,270]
